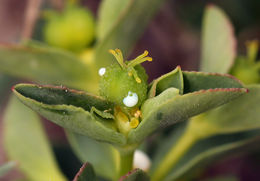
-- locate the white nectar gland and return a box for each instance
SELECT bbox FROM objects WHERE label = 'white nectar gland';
[98,67,106,76]
[123,91,138,107]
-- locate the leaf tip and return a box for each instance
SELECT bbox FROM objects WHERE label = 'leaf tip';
[176,65,182,70]
[73,162,92,181]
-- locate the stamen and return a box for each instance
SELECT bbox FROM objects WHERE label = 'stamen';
[128,67,142,83]
[115,49,124,63]
[134,110,142,118]
[127,50,153,68]
[109,49,126,69]
[115,110,129,123]
[130,118,139,128]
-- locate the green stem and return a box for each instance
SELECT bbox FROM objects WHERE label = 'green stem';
[116,150,134,180]
[151,129,199,181]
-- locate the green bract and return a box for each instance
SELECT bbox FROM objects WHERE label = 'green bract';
[12,49,247,147]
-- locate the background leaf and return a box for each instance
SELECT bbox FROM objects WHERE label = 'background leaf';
[66,131,119,180]
[151,123,260,181]
[97,0,129,40]
[200,5,236,74]
[94,0,165,68]
[0,42,97,92]
[3,95,66,181]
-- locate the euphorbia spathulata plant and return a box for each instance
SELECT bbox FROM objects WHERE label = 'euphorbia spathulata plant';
[12,49,247,180]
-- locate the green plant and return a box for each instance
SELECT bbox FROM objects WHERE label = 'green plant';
[0,2,260,181]
[43,3,95,52]
[11,49,247,180]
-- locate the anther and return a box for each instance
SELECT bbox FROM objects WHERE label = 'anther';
[130,118,139,128]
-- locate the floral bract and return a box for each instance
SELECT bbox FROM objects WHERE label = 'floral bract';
[13,49,247,149]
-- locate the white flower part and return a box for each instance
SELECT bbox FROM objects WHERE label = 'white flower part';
[133,150,151,171]
[123,91,138,107]
[98,67,106,76]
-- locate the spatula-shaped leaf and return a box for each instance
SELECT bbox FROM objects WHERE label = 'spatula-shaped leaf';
[191,84,260,135]
[128,87,247,144]
[73,163,96,181]
[200,5,236,74]
[97,0,129,40]
[0,42,96,91]
[94,0,165,68]
[66,131,119,180]
[3,96,67,181]
[148,66,183,98]
[119,168,150,181]
[0,161,16,177]
[13,84,126,145]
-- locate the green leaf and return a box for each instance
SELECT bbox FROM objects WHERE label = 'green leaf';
[13,84,126,145]
[66,131,119,180]
[128,87,247,144]
[97,0,129,40]
[148,66,183,98]
[119,168,150,181]
[164,129,260,181]
[94,0,165,68]
[0,42,97,91]
[3,95,66,181]
[183,71,243,93]
[200,5,236,74]
[0,161,16,177]
[191,84,260,135]
[73,163,96,181]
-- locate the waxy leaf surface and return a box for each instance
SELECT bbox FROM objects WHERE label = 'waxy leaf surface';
[182,71,243,93]
[13,84,126,145]
[128,87,247,143]
[192,84,260,136]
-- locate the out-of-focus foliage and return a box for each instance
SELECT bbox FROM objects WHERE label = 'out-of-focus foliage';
[200,5,236,74]
[3,96,67,181]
